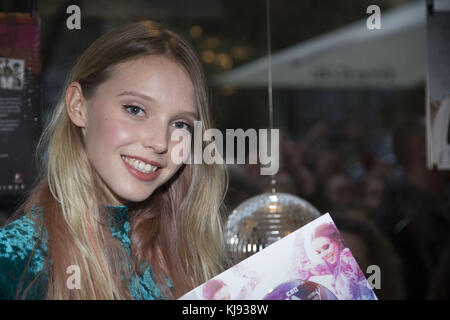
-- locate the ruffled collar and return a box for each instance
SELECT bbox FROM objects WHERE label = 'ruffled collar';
[104,205,130,242]
[104,204,129,223]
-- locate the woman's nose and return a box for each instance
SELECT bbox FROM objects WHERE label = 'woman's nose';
[142,122,169,154]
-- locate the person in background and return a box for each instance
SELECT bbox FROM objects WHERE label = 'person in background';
[374,117,450,299]
[363,173,385,214]
[323,174,353,213]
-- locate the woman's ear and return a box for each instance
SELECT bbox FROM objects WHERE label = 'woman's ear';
[66,82,88,128]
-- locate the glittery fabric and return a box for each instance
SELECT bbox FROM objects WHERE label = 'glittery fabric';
[0,205,167,300]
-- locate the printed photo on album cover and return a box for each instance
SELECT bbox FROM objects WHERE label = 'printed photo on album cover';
[179,214,377,300]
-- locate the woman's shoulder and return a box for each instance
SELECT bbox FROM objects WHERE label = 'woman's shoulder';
[0,207,47,274]
[0,207,48,299]
[0,207,46,259]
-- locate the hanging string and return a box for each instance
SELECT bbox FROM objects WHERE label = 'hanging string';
[266,0,273,130]
[266,0,277,194]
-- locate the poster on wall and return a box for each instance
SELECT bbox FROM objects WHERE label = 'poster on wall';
[179,213,377,300]
[0,13,41,195]
[426,1,450,169]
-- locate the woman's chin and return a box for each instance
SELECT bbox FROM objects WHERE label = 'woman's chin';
[115,190,154,204]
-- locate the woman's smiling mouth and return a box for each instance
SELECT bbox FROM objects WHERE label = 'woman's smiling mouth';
[121,155,159,173]
[121,155,162,181]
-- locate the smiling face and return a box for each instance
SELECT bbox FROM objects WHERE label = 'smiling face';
[66,55,197,205]
[312,236,340,265]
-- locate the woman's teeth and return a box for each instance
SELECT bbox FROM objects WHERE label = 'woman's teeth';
[121,156,158,174]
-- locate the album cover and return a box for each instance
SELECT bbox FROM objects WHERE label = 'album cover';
[179,213,377,300]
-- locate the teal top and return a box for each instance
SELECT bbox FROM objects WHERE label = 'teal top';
[0,205,168,300]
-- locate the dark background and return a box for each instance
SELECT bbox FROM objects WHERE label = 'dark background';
[1,0,449,300]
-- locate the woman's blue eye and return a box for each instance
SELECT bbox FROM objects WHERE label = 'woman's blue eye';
[124,105,145,116]
[173,121,192,132]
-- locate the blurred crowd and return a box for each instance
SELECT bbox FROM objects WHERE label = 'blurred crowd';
[226,116,450,300]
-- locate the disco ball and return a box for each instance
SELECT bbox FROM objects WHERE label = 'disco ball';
[224,192,321,265]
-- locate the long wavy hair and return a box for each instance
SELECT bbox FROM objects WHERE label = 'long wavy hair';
[311,223,345,252]
[15,21,227,299]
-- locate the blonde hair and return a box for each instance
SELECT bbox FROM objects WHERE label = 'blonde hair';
[18,21,227,299]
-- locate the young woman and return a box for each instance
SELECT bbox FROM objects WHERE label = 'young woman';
[0,21,227,300]
[291,222,376,300]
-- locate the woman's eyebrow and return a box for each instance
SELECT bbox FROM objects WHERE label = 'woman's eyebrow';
[117,90,155,102]
[118,90,199,119]
[176,111,200,120]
